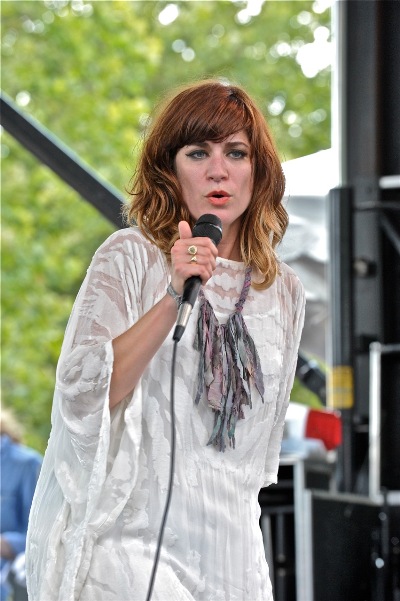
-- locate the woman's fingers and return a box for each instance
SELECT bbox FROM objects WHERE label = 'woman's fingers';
[170,222,218,291]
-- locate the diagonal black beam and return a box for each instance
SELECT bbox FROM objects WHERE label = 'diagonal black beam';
[0,91,125,228]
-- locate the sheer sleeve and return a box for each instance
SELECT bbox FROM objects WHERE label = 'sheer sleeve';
[26,228,166,601]
[55,229,143,467]
[262,272,306,487]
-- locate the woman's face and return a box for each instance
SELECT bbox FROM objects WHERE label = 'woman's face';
[174,130,253,239]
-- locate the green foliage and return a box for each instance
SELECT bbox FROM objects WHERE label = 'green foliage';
[1,137,114,452]
[1,0,331,452]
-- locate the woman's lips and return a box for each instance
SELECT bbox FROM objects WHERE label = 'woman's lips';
[207,191,231,206]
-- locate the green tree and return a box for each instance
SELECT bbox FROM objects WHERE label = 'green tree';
[1,0,330,451]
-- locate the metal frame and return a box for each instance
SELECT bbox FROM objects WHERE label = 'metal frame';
[369,342,400,504]
[329,0,400,494]
[276,456,336,601]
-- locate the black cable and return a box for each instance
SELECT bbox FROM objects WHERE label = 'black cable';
[145,340,178,601]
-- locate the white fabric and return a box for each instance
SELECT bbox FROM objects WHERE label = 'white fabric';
[26,227,305,601]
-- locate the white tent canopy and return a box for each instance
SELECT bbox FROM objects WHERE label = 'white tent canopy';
[279,149,336,361]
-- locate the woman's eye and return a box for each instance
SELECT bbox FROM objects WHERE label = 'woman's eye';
[229,150,247,159]
[186,150,207,159]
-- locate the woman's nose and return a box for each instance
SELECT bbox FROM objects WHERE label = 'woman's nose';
[206,153,228,181]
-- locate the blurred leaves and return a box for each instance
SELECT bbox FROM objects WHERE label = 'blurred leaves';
[1,0,331,451]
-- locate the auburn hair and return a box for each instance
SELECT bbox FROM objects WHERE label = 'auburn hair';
[124,79,287,290]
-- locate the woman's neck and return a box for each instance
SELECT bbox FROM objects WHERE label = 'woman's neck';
[217,228,242,261]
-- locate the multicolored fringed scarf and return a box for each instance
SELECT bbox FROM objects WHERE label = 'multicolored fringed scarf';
[193,266,265,451]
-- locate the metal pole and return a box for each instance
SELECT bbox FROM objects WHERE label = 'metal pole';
[0,92,125,228]
[369,342,382,501]
[328,185,354,492]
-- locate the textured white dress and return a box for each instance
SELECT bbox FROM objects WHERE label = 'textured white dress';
[26,227,305,601]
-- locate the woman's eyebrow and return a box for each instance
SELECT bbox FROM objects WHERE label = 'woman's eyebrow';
[186,140,250,149]
[224,141,250,149]
[186,141,209,148]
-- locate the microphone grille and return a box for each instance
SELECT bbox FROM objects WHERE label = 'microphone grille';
[192,214,223,246]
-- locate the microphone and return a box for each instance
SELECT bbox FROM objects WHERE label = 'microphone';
[173,214,222,342]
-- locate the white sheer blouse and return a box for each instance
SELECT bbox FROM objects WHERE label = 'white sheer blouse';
[26,227,305,601]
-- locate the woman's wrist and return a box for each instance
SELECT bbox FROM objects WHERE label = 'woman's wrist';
[166,282,182,309]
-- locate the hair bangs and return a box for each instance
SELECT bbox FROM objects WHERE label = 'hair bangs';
[177,93,252,148]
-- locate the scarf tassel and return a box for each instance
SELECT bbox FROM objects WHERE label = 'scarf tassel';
[194,269,265,451]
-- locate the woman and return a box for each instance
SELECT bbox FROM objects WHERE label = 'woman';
[26,79,305,601]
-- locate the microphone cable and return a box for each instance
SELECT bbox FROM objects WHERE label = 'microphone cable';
[145,215,222,599]
[145,339,178,601]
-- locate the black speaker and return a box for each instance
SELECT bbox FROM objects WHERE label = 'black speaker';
[310,492,400,601]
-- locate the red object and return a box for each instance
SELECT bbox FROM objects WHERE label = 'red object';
[305,409,343,450]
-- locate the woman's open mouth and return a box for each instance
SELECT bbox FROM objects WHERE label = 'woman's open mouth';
[207,191,231,205]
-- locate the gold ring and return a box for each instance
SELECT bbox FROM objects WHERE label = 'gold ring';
[190,255,198,263]
[188,245,197,255]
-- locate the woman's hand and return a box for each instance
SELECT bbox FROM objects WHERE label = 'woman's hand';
[169,221,218,295]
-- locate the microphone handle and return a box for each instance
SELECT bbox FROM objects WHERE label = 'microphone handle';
[173,276,201,342]
[181,276,201,306]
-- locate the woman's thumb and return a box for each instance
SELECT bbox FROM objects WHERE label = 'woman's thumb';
[178,221,193,240]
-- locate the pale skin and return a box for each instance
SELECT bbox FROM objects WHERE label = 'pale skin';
[109,131,253,408]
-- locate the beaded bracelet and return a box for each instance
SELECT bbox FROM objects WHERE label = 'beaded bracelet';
[166,283,182,309]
